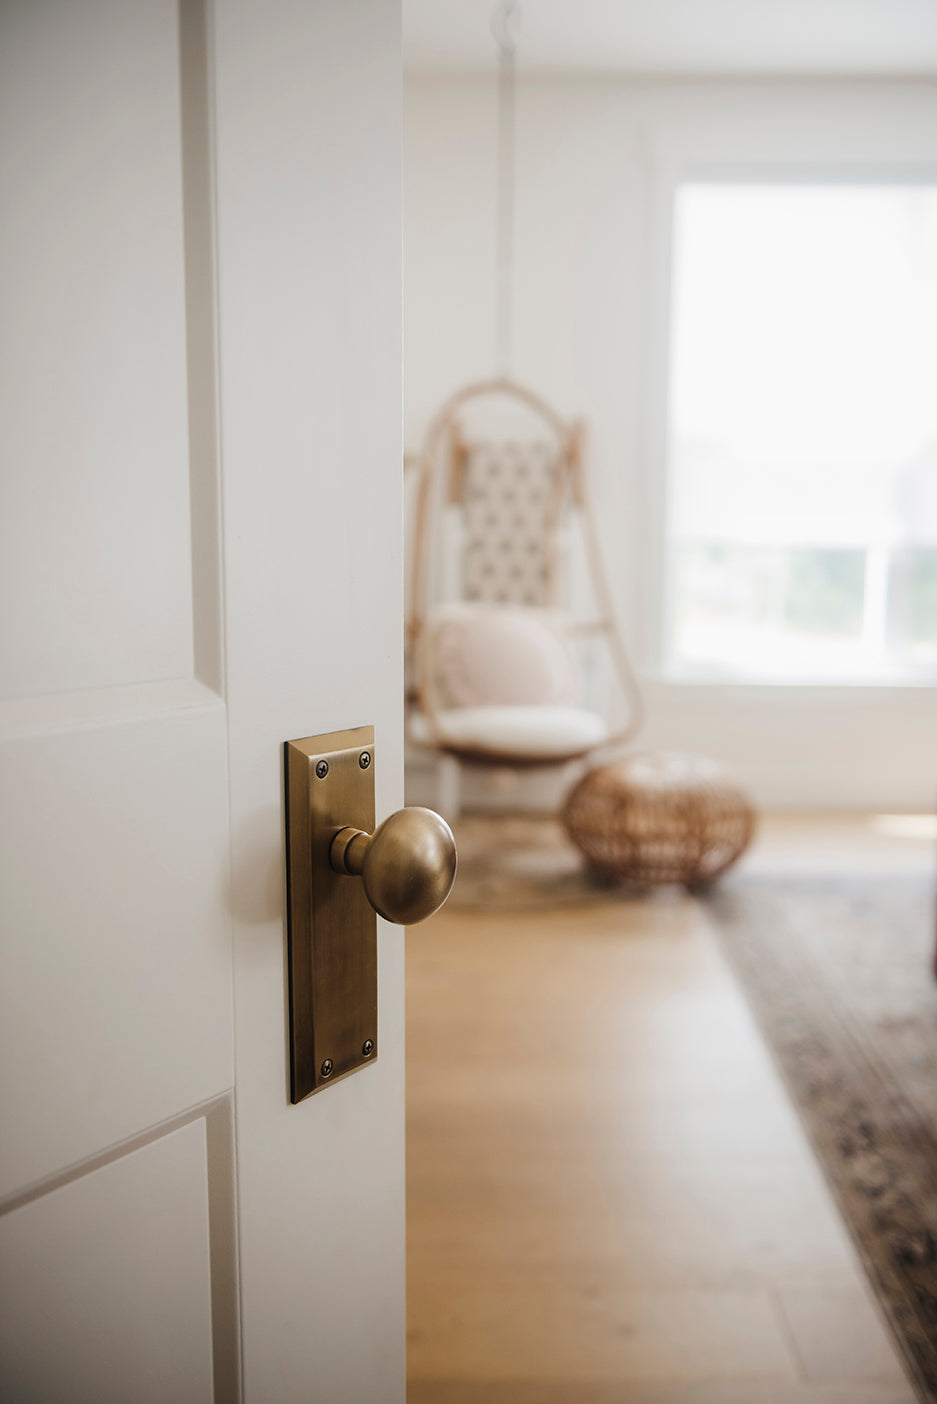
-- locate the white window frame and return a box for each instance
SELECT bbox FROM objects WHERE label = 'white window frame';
[621,83,937,807]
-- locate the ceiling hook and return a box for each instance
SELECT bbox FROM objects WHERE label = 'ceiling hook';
[491,0,521,54]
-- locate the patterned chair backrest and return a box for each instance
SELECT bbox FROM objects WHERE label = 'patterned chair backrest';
[453,433,564,608]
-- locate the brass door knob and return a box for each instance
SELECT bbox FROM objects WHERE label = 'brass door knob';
[330,807,457,924]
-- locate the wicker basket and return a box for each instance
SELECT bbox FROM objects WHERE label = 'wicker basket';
[562,752,755,888]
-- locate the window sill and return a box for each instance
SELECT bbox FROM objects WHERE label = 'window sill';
[640,670,937,701]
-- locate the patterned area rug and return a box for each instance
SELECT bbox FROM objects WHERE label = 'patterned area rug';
[708,875,937,1403]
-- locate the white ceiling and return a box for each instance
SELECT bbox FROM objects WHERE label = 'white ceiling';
[403,0,937,75]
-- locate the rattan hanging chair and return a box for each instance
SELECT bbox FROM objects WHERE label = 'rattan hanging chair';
[406,378,642,781]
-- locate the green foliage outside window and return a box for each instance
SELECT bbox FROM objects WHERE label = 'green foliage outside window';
[785,549,865,636]
[908,550,937,645]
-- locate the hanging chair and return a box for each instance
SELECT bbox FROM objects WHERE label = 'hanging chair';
[406,378,643,775]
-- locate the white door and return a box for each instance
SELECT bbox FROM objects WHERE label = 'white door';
[0,2,405,1401]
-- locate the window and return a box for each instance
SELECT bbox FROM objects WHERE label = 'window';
[665,182,937,682]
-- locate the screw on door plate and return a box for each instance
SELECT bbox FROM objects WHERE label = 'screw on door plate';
[362,1039,374,1057]
[315,760,329,779]
[320,1059,334,1078]
[359,751,371,769]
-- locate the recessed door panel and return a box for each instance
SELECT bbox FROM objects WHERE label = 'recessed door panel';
[0,1121,214,1404]
[0,0,193,698]
[0,704,233,1197]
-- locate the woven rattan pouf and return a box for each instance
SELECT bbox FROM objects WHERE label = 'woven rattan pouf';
[562,752,755,888]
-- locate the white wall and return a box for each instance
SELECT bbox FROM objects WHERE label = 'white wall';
[404,74,937,811]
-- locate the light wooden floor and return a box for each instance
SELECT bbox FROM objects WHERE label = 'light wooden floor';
[406,814,935,1403]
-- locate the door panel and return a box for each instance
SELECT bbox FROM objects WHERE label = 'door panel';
[0,0,194,698]
[0,701,233,1196]
[0,1120,214,1404]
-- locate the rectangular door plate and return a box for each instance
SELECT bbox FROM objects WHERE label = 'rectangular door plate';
[284,726,377,1102]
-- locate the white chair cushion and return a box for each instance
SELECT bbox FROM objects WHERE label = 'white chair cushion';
[411,705,608,759]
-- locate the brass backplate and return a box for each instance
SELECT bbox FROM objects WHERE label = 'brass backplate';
[284,726,377,1102]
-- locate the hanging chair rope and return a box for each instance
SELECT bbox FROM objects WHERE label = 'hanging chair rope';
[492,0,520,378]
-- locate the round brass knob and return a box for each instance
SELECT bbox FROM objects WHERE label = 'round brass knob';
[329,807,457,924]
